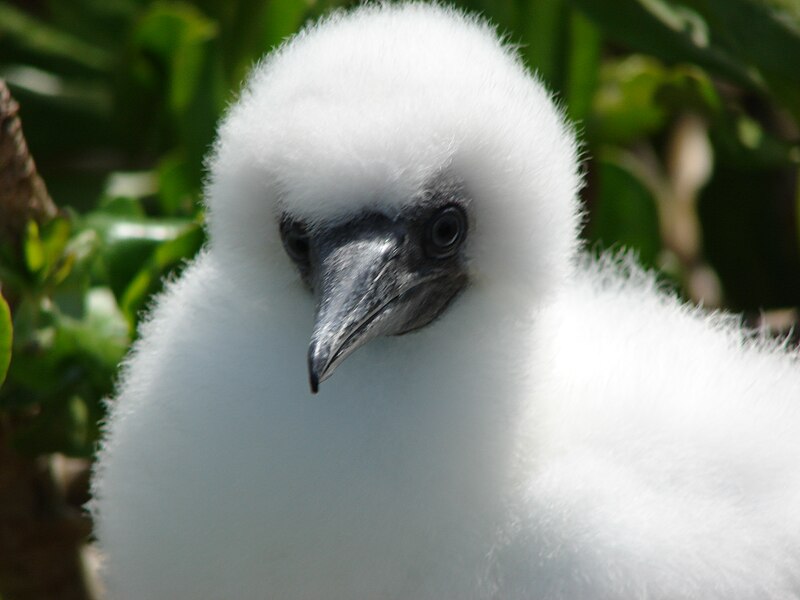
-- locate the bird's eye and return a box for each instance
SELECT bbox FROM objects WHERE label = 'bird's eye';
[424,205,467,259]
[281,220,311,265]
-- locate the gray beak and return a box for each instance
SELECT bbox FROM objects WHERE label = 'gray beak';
[308,217,410,393]
[306,214,465,393]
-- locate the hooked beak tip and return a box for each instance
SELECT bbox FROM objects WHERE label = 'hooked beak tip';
[307,343,329,394]
[309,373,319,394]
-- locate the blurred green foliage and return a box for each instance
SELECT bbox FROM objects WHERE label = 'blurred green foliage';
[0,292,10,387]
[0,0,798,458]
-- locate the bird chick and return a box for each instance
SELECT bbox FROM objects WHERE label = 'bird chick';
[92,4,800,599]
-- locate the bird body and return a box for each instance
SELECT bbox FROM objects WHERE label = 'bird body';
[92,4,800,599]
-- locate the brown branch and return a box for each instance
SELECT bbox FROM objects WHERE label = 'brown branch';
[0,81,97,600]
[0,80,58,246]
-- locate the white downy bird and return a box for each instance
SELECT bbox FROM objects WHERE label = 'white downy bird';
[91,3,800,599]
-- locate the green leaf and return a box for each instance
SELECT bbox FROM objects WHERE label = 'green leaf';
[591,57,670,144]
[50,228,101,319]
[45,0,140,53]
[682,0,800,82]
[23,220,46,274]
[576,0,800,118]
[0,2,113,76]
[157,151,200,215]
[136,3,218,113]
[1,287,128,420]
[68,287,130,367]
[565,9,601,123]
[682,0,800,119]
[120,221,204,326]
[133,2,219,111]
[0,292,11,388]
[259,0,314,50]
[568,0,763,91]
[0,65,113,115]
[12,394,92,456]
[82,212,200,299]
[588,155,662,267]
[8,295,44,356]
[133,2,227,183]
[590,56,720,144]
[711,111,800,168]
[519,0,569,88]
[40,216,72,280]
[102,172,158,210]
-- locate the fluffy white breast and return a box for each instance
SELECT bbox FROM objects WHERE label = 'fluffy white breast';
[93,250,538,599]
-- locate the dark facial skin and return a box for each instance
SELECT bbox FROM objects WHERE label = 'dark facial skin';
[280,188,470,393]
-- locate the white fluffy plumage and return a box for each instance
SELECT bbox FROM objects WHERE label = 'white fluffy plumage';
[92,4,800,599]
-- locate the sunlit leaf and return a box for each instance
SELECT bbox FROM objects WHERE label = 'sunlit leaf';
[83,212,200,299]
[23,220,45,274]
[0,292,11,387]
[590,56,721,144]
[120,222,204,326]
[591,57,670,144]
[40,216,72,281]
[50,253,76,287]
[51,229,100,319]
[1,287,128,428]
[103,172,159,208]
[69,287,130,366]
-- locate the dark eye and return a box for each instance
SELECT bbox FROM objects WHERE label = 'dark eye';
[281,219,311,265]
[424,205,467,259]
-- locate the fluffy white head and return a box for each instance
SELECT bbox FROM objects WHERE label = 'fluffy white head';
[206,2,582,298]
